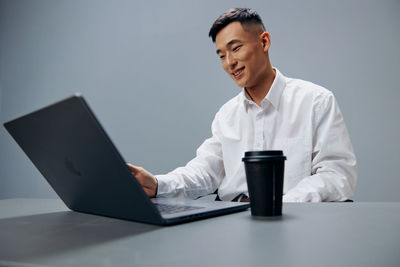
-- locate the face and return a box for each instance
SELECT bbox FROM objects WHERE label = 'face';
[215,22,270,89]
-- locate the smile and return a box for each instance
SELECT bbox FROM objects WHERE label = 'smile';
[232,67,245,79]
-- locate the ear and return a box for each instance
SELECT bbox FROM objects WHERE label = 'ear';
[260,32,271,52]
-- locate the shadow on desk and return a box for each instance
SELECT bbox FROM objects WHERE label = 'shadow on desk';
[0,211,159,262]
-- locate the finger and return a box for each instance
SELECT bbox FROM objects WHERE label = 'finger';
[126,163,140,174]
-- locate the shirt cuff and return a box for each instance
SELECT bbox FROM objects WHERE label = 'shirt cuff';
[283,192,303,203]
[154,174,177,197]
[283,187,323,202]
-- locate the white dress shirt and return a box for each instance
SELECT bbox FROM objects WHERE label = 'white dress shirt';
[156,68,357,202]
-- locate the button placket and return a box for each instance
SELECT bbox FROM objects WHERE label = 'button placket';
[255,110,264,150]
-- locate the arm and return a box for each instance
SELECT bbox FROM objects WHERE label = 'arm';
[283,93,357,202]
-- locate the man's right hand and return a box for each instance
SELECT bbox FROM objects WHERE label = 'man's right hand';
[126,163,158,198]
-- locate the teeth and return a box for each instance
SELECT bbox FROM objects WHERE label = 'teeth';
[234,69,243,76]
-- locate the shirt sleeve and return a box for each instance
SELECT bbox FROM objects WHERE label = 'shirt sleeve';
[283,93,357,202]
[155,114,225,199]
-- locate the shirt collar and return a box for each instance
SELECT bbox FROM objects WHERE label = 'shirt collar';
[241,68,286,111]
[266,68,286,110]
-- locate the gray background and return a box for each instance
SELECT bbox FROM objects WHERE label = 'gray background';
[0,0,399,201]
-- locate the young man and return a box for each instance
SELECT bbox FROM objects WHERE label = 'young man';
[128,8,357,202]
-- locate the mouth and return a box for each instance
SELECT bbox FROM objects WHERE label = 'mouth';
[232,67,245,79]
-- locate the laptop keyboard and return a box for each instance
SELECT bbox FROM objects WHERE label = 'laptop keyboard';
[155,203,204,215]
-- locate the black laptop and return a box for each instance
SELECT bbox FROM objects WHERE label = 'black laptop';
[3,94,249,225]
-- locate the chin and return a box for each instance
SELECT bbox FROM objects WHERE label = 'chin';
[234,80,246,88]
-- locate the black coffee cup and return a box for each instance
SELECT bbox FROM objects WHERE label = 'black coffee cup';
[242,151,286,216]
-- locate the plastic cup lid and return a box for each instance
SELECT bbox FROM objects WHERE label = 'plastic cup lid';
[242,150,286,162]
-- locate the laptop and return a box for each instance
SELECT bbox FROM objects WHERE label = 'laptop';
[3,94,249,225]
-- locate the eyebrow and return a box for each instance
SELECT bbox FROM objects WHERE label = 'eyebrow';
[216,39,242,54]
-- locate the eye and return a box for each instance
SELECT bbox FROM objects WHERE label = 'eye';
[219,55,225,59]
[233,45,242,52]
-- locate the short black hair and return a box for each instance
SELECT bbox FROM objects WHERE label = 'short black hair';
[208,8,265,42]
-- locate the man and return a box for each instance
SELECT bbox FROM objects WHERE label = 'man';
[128,8,357,202]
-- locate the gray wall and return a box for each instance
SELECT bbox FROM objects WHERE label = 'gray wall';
[1,0,399,201]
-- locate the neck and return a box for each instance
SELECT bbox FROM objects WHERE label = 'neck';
[245,67,276,107]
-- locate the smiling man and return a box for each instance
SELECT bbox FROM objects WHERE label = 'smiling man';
[128,8,357,202]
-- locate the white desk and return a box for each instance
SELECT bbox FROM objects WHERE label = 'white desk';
[0,199,399,267]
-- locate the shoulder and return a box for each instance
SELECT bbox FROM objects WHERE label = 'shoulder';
[209,92,244,133]
[284,76,335,106]
[285,76,333,98]
[215,92,243,118]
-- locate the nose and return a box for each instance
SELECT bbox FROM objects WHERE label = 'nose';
[226,53,237,70]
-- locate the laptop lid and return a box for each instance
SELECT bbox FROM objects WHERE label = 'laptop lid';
[3,95,249,225]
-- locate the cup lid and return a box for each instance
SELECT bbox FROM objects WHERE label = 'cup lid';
[242,150,286,162]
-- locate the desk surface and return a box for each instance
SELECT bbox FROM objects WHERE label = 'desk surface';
[0,199,399,267]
